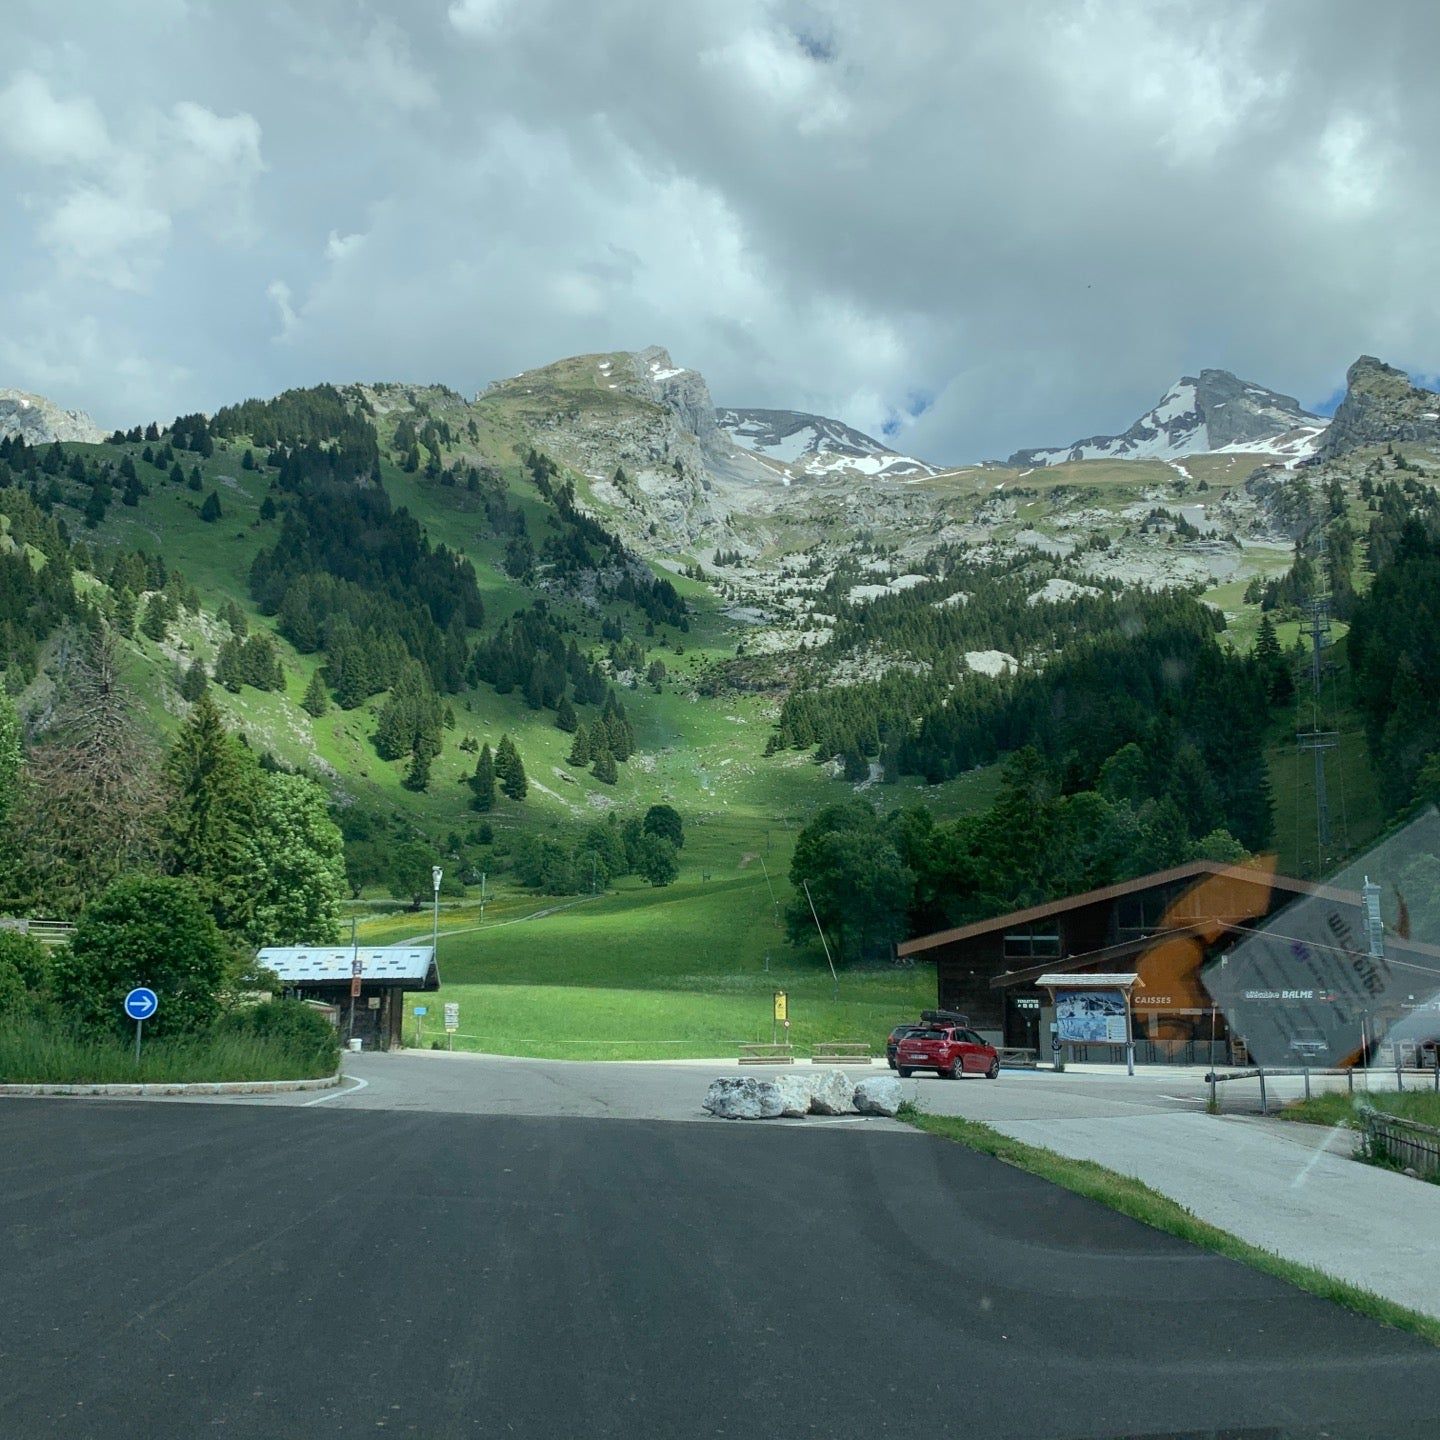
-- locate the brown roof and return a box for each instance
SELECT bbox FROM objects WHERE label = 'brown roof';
[896,860,1359,958]
[987,925,1212,989]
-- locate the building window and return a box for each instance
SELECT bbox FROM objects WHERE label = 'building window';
[1116,892,1169,940]
[1003,923,1061,960]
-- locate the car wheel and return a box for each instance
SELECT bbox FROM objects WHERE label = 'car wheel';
[897,1067,913,1079]
[986,1058,1000,1080]
[947,1060,962,1079]
[887,1059,896,1070]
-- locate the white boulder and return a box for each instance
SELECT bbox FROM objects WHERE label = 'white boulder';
[772,1073,816,1117]
[808,1069,856,1116]
[703,1076,785,1119]
[852,1076,904,1117]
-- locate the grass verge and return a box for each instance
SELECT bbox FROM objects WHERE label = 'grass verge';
[1281,1088,1440,1129]
[904,1110,1440,1347]
[0,1011,338,1084]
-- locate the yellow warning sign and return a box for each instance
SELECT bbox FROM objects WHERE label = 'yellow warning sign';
[773,991,788,1022]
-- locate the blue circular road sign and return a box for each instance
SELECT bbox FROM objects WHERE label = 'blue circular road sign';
[123,987,159,1021]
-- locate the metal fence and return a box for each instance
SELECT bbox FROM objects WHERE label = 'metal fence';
[1359,1107,1440,1181]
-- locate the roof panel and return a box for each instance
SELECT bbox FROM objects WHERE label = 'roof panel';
[257,946,436,983]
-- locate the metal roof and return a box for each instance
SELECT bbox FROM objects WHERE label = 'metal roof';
[257,946,438,989]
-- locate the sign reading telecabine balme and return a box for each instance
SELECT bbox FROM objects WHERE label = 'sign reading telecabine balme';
[123,987,158,1021]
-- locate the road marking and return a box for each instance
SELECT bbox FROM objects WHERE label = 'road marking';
[1161,1095,1207,1104]
[303,1075,369,1106]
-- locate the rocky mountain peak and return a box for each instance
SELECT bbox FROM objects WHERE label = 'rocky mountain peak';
[0,389,104,445]
[1008,369,1326,468]
[1320,356,1440,458]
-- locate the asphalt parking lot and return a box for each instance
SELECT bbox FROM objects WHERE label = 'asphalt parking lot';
[5,1097,1440,1440]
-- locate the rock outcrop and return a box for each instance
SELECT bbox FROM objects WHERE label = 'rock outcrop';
[0,389,105,445]
[1318,356,1440,458]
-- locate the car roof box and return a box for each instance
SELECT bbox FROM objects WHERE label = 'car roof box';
[921,1009,969,1026]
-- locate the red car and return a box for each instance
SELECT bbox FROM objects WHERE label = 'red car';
[896,1025,1000,1080]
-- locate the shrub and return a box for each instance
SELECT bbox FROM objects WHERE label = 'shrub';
[0,930,52,996]
[52,875,231,1038]
[215,1000,339,1073]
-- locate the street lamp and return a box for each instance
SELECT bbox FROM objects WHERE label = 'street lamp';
[431,865,443,965]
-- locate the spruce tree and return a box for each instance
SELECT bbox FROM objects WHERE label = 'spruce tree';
[140,593,170,643]
[567,722,591,767]
[199,490,222,522]
[470,743,496,812]
[496,733,527,800]
[591,744,618,785]
[555,695,578,732]
[301,670,329,718]
[180,659,208,702]
[112,587,137,638]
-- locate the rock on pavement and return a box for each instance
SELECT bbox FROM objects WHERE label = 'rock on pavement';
[809,1069,856,1115]
[703,1076,785,1120]
[853,1076,903,1116]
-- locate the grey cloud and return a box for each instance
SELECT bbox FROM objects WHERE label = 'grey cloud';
[0,0,1436,459]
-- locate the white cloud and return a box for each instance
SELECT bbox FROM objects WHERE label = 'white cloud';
[37,187,171,289]
[267,279,298,342]
[325,229,365,263]
[0,71,110,167]
[447,0,515,40]
[292,17,437,111]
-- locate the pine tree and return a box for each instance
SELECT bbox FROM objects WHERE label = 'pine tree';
[140,592,171,643]
[567,722,591,767]
[591,744,617,785]
[213,637,246,692]
[403,748,432,792]
[300,670,329,718]
[180,659,208,702]
[112,587,137,638]
[259,494,277,521]
[470,743,496,812]
[199,490,222,522]
[495,733,528,800]
[555,695,578,732]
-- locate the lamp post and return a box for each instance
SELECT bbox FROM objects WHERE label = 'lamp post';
[431,865,443,965]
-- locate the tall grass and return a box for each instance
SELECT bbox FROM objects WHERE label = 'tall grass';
[1282,1088,1440,1130]
[0,1015,336,1084]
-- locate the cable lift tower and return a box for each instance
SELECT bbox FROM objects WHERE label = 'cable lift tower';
[1296,596,1341,875]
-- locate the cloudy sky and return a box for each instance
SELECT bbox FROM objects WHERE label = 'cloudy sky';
[2,0,1437,463]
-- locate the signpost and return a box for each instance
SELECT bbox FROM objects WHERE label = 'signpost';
[124,987,158,1064]
[444,1001,459,1052]
[413,1004,428,1048]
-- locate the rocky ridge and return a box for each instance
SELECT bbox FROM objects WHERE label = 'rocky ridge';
[0,389,105,445]
[1009,370,1327,468]
[1319,356,1440,458]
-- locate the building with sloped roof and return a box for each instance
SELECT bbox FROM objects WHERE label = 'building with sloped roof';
[257,945,439,1051]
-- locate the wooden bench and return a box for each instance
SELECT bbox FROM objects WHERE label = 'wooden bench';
[738,1043,795,1065]
[810,1042,872,1065]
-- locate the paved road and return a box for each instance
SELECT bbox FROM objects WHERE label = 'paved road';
[5,1100,1440,1439]
[896,1064,1440,1321]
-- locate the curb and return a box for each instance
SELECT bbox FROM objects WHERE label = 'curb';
[0,1072,342,1098]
